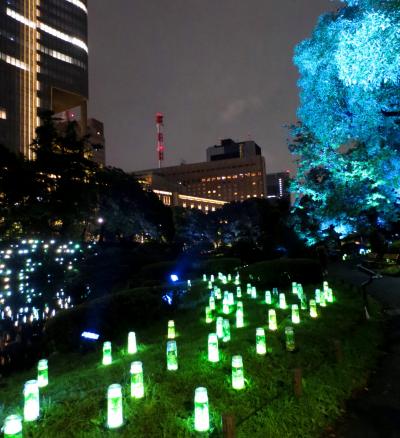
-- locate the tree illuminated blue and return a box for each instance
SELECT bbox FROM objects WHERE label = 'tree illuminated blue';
[290,0,400,242]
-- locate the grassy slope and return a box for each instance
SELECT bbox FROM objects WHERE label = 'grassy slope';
[0,279,382,438]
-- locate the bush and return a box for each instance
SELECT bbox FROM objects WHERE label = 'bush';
[44,286,169,352]
[195,257,241,275]
[240,258,322,288]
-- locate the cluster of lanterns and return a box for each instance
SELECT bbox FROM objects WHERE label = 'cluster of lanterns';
[2,272,335,435]
[0,239,91,329]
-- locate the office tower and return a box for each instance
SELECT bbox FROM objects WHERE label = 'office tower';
[0,0,88,157]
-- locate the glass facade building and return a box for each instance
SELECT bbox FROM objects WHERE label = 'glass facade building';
[0,0,88,157]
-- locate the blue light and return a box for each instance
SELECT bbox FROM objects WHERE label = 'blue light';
[170,274,179,282]
[162,293,173,305]
[81,331,100,340]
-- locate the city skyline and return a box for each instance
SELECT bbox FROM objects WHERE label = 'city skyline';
[88,0,341,173]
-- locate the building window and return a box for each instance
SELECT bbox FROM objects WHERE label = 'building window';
[0,108,6,120]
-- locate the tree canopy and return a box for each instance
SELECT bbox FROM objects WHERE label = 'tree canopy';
[290,0,400,244]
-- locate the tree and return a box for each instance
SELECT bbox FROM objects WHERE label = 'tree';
[290,0,400,244]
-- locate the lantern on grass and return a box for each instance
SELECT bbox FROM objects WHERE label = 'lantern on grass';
[300,295,307,310]
[279,293,287,309]
[103,341,112,366]
[37,359,48,388]
[130,361,144,398]
[251,286,257,299]
[107,384,123,429]
[222,319,231,342]
[194,387,210,432]
[291,304,300,324]
[209,296,215,311]
[236,286,242,298]
[167,340,178,370]
[205,306,213,323]
[3,415,22,438]
[268,309,277,331]
[208,281,212,290]
[128,332,137,354]
[310,300,318,318]
[228,292,235,306]
[228,274,232,282]
[187,279,192,288]
[236,306,244,328]
[256,328,266,355]
[222,298,230,315]
[208,333,219,362]
[168,320,176,339]
[265,291,272,305]
[23,380,39,422]
[203,274,207,282]
[216,317,224,339]
[210,274,215,282]
[327,288,334,303]
[285,327,295,352]
[320,292,327,307]
[292,282,297,294]
[232,355,245,390]
[315,289,321,304]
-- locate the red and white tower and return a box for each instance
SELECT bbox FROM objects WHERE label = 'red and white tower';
[156,112,165,168]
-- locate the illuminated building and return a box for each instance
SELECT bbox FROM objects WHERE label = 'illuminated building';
[134,138,267,210]
[266,171,291,203]
[0,0,88,157]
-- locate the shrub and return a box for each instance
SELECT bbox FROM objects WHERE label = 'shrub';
[44,286,169,352]
[240,258,322,288]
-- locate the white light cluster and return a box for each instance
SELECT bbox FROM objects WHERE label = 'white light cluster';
[39,44,86,69]
[65,0,87,14]
[6,8,88,53]
[0,108,6,120]
[0,52,29,71]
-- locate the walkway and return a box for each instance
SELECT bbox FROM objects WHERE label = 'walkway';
[329,261,400,438]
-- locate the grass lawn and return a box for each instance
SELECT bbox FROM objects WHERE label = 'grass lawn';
[0,276,382,437]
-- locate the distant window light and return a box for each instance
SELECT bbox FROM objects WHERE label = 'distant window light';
[0,109,6,120]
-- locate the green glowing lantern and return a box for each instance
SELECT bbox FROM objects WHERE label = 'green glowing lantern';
[315,289,321,304]
[310,300,318,318]
[23,380,39,422]
[215,288,222,300]
[205,306,213,323]
[107,384,123,429]
[216,317,224,339]
[208,281,212,290]
[37,359,48,388]
[203,274,207,282]
[209,295,216,310]
[210,274,214,282]
[236,307,244,328]
[265,290,272,304]
[208,333,219,362]
[292,282,297,294]
[268,309,277,331]
[228,292,235,306]
[222,298,230,315]
[279,293,287,309]
[222,276,227,285]
[128,331,137,354]
[300,295,307,310]
[236,286,242,298]
[251,286,257,299]
[327,288,334,303]
[320,292,327,307]
[167,340,178,370]
[187,279,192,288]
[256,328,266,355]
[194,387,210,432]
[232,355,245,390]
[130,361,144,399]
[291,304,300,324]
[167,320,176,339]
[285,327,295,352]
[3,415,22,438]
[228,274,232,282]
[103,341,112,366]
[222,319,231,342]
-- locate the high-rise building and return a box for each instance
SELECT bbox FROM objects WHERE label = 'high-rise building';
[266,171,291,203]
[134,138,267,208]
[0,0,88,157]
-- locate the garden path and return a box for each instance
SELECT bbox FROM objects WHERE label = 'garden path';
[329,261,400,438]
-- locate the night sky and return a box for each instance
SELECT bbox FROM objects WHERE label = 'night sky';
[88,0,341,173]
